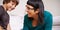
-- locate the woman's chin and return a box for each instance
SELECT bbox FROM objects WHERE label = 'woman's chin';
[28,15,32,17]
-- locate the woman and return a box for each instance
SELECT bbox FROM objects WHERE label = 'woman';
[23,0,52,30]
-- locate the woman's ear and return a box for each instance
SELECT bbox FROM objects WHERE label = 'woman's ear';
[35,9,39,14]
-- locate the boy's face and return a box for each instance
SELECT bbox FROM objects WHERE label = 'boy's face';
[6,1,16,11]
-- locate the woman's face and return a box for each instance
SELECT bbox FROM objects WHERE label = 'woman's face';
[26,4,39,17]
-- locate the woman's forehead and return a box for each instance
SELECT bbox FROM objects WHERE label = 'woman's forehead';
[26,4,34,8]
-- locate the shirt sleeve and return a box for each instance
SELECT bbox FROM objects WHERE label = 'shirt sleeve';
[44,12,53,30]
[0,12,9,30]
[0,6,9,29]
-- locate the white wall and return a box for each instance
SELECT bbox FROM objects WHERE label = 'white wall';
[42,0,60,16]
[0,0,3,5]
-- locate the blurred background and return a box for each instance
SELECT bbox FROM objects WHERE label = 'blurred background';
[0,0,60,30]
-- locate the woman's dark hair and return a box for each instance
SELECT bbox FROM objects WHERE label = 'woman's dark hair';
[27,0,44,24]
[3,0,19,6]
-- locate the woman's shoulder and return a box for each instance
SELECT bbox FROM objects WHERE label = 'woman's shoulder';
[44,11,52,17]
[24,14,28,18]
[24,14,29,22]
[44,11,53,22]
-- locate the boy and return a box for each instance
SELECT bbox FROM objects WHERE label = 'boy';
[0,0,19,30]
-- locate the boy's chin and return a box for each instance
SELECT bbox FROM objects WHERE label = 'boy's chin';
[7,9,13,11]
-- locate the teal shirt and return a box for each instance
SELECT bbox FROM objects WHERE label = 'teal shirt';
[23,11,53,30]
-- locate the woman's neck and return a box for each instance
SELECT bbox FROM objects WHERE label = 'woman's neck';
[32,15,39,27]
[33,15,38,21]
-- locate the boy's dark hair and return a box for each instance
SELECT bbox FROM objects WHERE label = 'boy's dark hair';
[3,0,19,6]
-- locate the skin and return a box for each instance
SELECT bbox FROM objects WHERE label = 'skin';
[0,26,3,30]
[0,1,17,30]
[3,1,16,11]
[26,4,39,27]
